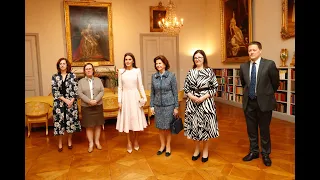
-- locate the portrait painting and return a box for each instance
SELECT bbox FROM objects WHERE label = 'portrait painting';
[281,0,295,39]
[64,1,114,66]
[150,3,167,32]
[220,0,252,63]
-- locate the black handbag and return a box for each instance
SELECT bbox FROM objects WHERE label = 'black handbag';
[171,116,183,134]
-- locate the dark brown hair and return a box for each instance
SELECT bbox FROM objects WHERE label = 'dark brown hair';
[122,52,138,74]
[248,41,262,49]
[83,63,95,76]
[56,58,72,73]
[192,49,209,69]
[153,55,170,71]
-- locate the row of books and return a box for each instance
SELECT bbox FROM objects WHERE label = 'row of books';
[275,92,287,102]
[278,81,287,90]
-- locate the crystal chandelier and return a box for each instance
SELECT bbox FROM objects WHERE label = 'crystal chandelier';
[158,0,184,36]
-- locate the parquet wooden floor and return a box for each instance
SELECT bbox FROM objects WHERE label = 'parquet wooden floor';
[25,101,295,180]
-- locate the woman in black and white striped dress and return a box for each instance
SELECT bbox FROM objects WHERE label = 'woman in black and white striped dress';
[183,49,219,163]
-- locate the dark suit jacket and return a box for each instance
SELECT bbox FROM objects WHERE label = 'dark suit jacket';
[239,58,280,112]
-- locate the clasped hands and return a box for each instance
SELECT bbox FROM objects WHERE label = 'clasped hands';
[189,94,206,103]
[63,98,74,108]
[88,99,98,106]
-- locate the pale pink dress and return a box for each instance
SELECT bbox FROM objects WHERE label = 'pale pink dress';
[116,68,148,133]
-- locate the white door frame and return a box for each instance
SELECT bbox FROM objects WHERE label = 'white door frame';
[139,33,180,90]
[25,33,43,96]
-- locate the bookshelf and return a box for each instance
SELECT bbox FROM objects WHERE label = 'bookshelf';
[212,67,295,123]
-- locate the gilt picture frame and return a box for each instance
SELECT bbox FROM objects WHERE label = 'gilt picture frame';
[150,2,167,32]
[64,0,114,66]
[220,0,252,63]
[281,0,295,39]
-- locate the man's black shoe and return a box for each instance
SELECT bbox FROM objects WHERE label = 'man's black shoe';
[242,152,259,161]
[262,155,272,166]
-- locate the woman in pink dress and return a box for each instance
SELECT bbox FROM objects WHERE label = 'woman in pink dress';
[116,52,148,153]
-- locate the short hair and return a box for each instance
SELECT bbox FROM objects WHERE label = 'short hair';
[153,55,170,71]
[56,58,71,73]
[248,41,262,49]
[83,63,95,76]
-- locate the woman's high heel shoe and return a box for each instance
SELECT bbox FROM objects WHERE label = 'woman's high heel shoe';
[202,155,209,162]
[157,147,166,155]
[127,143,133,153]
[192,153,201,161]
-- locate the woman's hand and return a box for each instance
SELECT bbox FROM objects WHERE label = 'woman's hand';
[89,100,97,106]
[173,108,179,117]
[195,94,210,103]
[118,103,122,111]
[189,94,199,102]
[67,98,75,108]
[150,107,155,115]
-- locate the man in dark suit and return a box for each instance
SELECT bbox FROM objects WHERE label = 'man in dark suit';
[239,41,280,166]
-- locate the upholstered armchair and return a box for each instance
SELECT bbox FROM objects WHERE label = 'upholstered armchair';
[102,96,119,130]
[25,101,50,137]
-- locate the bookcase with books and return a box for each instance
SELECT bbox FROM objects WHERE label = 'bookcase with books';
[212,67,295,122]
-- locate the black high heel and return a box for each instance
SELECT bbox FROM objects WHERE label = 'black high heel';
[202,155,209,162]
[192,153,201,161]
[157,147,166,155]
[58,147,63,152]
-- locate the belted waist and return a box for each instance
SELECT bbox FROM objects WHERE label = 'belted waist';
[190,87,211,93]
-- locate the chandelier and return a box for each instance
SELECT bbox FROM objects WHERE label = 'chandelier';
[158,0,184,36]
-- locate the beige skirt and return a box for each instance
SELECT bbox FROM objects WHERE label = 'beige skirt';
[81,104,105,128]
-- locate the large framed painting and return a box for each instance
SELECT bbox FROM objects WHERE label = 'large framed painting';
[150,2,167,32]
[220,0,252,63]
[281,0,295,39]
[64,1,114,66]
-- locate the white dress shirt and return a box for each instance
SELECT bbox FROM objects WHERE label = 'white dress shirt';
[88,78,94,100]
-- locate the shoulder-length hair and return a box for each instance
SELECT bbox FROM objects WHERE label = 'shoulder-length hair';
[122,52,138,74]
[153,55,170,71]
[56,58,72,73]
[192,50,210,69]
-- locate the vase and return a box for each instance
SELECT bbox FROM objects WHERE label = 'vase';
[280,48,288,67]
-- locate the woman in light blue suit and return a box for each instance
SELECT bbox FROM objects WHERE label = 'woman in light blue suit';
[150,55,179,157]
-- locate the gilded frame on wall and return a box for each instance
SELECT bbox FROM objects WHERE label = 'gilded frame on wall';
[64,1,114,66]
[220,0,252,63]
[281,0,295,39]
[150,2,167,32]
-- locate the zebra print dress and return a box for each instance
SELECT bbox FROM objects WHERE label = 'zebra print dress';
[183,68,219,141]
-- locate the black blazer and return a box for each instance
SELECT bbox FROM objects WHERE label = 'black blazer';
[239,58,280,112]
